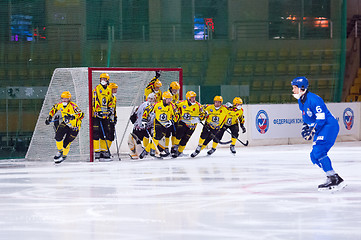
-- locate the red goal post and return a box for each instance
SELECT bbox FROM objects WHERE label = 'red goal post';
[88,67,183,162]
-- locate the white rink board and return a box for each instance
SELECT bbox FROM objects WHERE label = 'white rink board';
[114,103,361,153]
[248,102,360,142]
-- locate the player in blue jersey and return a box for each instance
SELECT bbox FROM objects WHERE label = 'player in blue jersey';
[291,76,346,191]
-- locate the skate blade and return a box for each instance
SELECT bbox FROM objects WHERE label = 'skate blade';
[318,181,347,192]
[99,158,113,162]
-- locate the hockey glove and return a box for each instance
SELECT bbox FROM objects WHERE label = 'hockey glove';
[225,102,233,108]
[45,116,52,125]
[64,114,75,121]
[301,124,315,141]
[141,120,147,129]
[163,120,173,128]
[96,111,105,118]
[240,123,246,133]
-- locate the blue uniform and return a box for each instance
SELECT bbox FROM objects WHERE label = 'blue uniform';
[298,91,339,173]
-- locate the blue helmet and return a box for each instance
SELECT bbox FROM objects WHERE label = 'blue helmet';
[291,76,309,90]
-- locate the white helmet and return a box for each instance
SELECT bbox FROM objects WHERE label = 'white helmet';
[147,92,156,103]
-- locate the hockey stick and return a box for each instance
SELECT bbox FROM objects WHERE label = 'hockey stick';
[198,121,232,145]
[114,128,121,161]
[224,128,249,146]
[99,120,111,158]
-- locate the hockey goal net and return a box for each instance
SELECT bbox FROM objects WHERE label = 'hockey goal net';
[26,67,183,161]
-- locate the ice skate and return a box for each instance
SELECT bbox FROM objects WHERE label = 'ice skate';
[318,174,346,191]
[207,148,216,155]
[139,149,148,159]
[171,145,178,154]
[191,146,202,158]
[160,148,170,157]
[94,152,101,160]
[150,149,156,157]
[230,145,236,154]
[99,151,112,162]
[54,151,63,160]
[172,150,180,158]
[54,155,66,164]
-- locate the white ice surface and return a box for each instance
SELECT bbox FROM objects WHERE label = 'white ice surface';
[1,142,361,240]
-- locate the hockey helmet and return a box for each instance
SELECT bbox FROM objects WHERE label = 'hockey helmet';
[170,81,180,90]
[162,91,172,100]
[154,79,162,88]
[186,91,197,100]
[155,70,161,78]
[108,82,118,89]
[214,96,223,103]
[233,97,243,106]
[100,73,110,81]
[147,92,156,102]
[61,91,71,99]
[291,76,309,90]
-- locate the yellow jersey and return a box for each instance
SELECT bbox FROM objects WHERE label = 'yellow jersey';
[143,101,176,127]
[144,77,162,102]
[108,95,117,121]
[203,104,229,130]
[165,89,179,104]
[225,107,245,126]
[177,100,205,129]
[49,101,84,129]
[92,84,112,118]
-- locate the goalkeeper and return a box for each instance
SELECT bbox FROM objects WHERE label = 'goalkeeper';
[45,91,84,164]
[172,91,205,158]
[144,70,162,102]
[92,73,114,160]
[128,92,156,159]
[291,76,345,191]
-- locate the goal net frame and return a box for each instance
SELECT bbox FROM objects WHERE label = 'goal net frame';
[87,67,183,162]
[26,67,182,162]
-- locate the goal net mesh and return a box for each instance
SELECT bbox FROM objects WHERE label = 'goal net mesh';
[26,67,182,161]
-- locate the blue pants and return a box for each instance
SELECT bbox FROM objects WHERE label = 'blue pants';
[310,119,339,173]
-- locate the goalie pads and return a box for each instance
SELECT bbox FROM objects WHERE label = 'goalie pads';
[128,133,143,159]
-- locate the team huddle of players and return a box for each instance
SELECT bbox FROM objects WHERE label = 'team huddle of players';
[128,71,246,159]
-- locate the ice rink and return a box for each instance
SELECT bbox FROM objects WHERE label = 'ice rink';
[1,141,361,240]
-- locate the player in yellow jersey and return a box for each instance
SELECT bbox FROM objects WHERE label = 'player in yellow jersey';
[139,91,177,159]
[172,91,205,158]
[191,95,229,158]
[45,91,84,163]
[166,81,181,104]
[108,82,118,155]
[144,71,162,102]
[217,97,246,154]
[92,73,113,160]
[163,81,181,156]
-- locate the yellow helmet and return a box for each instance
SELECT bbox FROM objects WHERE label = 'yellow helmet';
[170,81,180,90]
[100,73,110,80]
[108,82,118,89]
[60,91,71,99]
[154,79,162,88]
[214,96,223,103]
[233,97,243,105]
[162,91,172,99]
[186,91,196,100]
